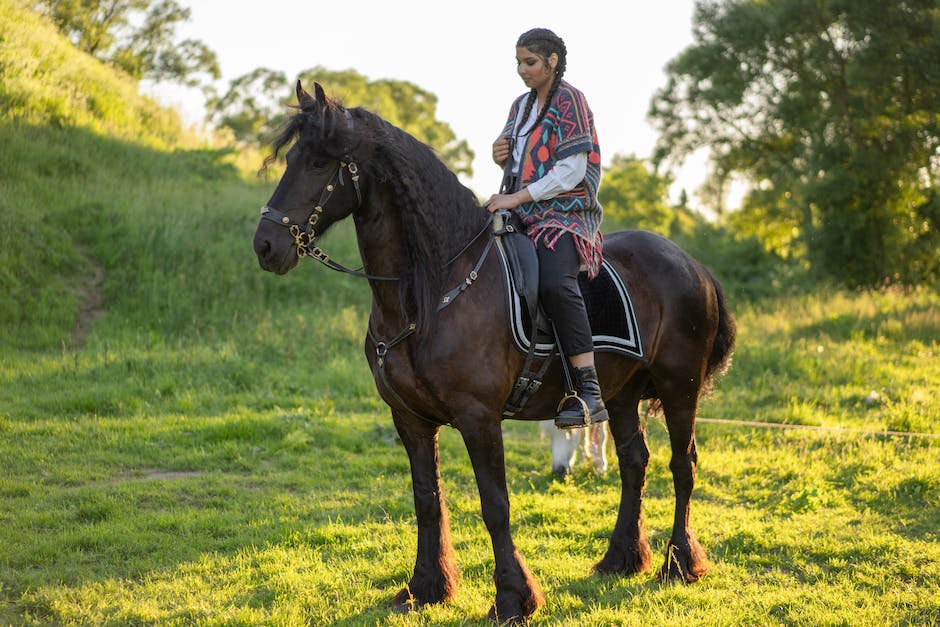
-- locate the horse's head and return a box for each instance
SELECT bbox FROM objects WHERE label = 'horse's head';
[253,81,362,274]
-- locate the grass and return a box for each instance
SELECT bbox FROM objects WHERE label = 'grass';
[2,400,938,625]
[711,288,940,435]
[1,120,937,620]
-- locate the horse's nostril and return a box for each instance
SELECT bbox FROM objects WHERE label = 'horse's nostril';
[257,239,271,258]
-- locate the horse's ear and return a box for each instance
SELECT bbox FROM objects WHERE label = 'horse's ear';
[296,80,315,108]
[313,82,328,106]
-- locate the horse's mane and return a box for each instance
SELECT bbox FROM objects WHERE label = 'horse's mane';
[266,98,487,336]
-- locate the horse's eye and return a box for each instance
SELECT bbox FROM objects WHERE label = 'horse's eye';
[308,159,329,171]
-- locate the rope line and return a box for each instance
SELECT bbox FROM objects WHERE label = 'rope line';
[695,417,940,440]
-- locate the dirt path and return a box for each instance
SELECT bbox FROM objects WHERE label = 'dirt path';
[70,250,106,347]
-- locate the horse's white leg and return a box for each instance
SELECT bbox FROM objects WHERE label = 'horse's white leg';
[589,422,609,474]
[542,419,581,477]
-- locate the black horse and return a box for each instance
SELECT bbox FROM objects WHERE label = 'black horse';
[253,82,735,623]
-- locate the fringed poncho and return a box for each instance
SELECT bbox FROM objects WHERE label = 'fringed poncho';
[501,80,603,277]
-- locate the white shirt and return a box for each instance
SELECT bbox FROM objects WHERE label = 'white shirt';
[508,98,588,202]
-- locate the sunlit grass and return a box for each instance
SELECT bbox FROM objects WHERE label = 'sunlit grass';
[3,404,938,624]
[704,287,940,434]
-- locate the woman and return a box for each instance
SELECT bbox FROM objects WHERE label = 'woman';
[485,27,607,429]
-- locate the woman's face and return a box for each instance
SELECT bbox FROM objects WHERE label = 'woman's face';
[516,46,556,93]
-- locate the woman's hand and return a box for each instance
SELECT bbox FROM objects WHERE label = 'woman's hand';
[484,189,532,213]
[492,137,510,167]
[485,193,515,213]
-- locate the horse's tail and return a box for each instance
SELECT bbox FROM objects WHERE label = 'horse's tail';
[703,267,736,389]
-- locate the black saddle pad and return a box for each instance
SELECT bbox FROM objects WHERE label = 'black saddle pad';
[495,237,644,360]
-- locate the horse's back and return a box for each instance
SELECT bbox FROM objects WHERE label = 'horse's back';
[603,230,708,288]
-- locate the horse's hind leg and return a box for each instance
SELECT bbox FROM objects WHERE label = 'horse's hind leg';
[459,414,544,623]
[594,379,653,576]
[657,379,709,583]
[391,412,459,610]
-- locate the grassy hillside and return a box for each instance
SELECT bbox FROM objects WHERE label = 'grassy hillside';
[1,1,938,624]
[0,0,187,145]
[0,0,265,351]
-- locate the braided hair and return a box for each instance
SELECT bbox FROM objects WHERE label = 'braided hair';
[516,28,567,136]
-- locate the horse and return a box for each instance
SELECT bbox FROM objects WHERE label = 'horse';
[252,81,736,623]
[540,419,609,477]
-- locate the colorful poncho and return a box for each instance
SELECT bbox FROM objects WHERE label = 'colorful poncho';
[501,80,603,277]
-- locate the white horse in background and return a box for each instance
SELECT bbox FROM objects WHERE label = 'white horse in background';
[539,420,609,477]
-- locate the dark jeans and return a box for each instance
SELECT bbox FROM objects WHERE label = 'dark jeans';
[537,232,593,357]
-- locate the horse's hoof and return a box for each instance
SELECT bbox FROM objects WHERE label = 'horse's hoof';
[487,604,528,625]
[487,583,544,624]
[659,562,703,583]
[659,540,709,583]
[593,544,652,576]
[391,587,419,613]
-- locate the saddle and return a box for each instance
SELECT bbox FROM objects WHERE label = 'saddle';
[491,211,645,416]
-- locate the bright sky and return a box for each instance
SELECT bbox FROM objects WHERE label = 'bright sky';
[148,0,709,203]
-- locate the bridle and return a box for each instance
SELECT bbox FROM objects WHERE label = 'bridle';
[259,158,399,281]
[259,156,498,286]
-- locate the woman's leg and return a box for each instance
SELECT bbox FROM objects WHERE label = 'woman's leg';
[536,233,608,428]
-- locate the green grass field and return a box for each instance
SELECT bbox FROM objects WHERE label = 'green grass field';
[1,119,938,624]
[2,305,939,626]
[2,3,939,622]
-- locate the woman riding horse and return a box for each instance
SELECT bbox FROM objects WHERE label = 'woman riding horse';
[253,78,735,623]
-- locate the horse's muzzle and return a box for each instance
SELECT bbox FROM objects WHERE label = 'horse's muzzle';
[253,226,297,275]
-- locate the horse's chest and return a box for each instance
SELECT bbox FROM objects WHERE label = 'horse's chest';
[367,338,450,423]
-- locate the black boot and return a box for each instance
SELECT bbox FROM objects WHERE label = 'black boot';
[554,366,609,429]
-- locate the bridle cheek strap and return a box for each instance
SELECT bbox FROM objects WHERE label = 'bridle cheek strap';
[259,159,352,235]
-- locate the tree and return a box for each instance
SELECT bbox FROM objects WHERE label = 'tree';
[204,67,289,146]
[207,66,474,178]
[35,0,220,87]
[597,154,675,235]
[649,0,940,285]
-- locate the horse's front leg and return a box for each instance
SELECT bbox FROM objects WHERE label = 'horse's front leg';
[391,411,459,611]
[460,416,544,623]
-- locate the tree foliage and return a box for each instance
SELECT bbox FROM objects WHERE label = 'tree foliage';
[650,0,940,285]
[206,67,474,178]
[34,0,220,86]
[598,154,675,235]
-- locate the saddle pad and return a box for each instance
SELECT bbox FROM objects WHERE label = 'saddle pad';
[496,239,645,360]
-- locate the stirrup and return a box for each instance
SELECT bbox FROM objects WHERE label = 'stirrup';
[554,392,591,429]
